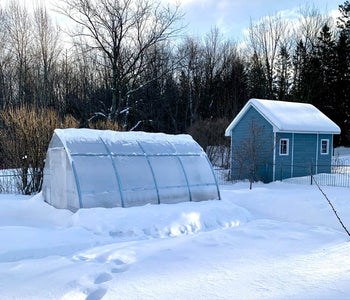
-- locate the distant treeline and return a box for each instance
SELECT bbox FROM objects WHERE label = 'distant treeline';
[0,0,349,145]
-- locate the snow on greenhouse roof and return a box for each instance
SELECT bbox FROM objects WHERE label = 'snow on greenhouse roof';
[55,128,195,144]
[54,128,201,158]
[225,99,341,136]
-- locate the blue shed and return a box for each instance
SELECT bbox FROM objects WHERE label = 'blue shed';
[225,99,341,182]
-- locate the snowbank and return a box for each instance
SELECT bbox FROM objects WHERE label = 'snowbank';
[69,199,252,238]
[0,193,72,227]
[221,181,350,232]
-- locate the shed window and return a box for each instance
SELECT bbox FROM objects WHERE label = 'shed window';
[321,139,329,155]
[279,139,289,155]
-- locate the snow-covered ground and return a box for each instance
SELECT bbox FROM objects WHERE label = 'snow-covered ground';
[334,146,350,164]
[0,180,349,300]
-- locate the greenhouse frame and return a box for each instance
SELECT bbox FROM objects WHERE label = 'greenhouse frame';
[42,129,220,211]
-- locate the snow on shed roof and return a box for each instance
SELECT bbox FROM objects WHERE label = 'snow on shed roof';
[225,99,341,136]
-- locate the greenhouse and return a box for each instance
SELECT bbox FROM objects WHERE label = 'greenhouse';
[42,128,220,211]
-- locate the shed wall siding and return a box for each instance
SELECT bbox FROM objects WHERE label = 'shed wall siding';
[293,133,317,177]
[275,132,292,180]
[317,134,333,173]
[230,106,273,182]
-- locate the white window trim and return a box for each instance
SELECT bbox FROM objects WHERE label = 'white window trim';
[321,139,329,155]
[279,138,289,156]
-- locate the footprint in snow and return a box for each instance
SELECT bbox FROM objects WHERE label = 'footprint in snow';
[111,259,129,273]
[111,266,128,273]
[85,288,107,300]
[94,272,113,284]
[112,258,125,265]
[73,255,89,262]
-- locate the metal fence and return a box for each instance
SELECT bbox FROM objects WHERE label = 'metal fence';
[0,172,21,194]
[0,170,39,194]
[1,163,349,195]
[282,163,350,188]
[214,159,350,188]
[214,168,232,185]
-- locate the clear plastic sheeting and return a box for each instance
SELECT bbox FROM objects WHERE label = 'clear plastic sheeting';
[42,129,220,211]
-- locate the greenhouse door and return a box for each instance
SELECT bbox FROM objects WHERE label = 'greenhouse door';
[49,148,67,209]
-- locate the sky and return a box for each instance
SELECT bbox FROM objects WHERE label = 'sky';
[164,0,343,40]
[5,0,344,41]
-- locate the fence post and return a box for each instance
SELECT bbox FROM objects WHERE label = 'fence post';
[310,162,313,185]
[281,163,283,181]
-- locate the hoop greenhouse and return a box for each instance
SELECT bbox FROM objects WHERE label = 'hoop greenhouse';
[42,129,220,211]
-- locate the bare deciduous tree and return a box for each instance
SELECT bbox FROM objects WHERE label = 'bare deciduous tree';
[6,1,33,104]
[33,4,62,108]
[248,13,289,99]
[202,27,231,117]
[57,0,184,123]
[178,37,204,127]
[297,4,329,50]
[0,7,12,108]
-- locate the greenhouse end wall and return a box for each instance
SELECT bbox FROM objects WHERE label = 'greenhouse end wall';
[42,129,220,211]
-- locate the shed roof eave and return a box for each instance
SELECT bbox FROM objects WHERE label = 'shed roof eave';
[275,129,341,135]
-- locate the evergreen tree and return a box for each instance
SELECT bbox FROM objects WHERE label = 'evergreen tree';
[226,56,248,117]
[338,1,350,34]
[274,45,292,101]
[314,24,336,112]
[247,52,268,99]
[335,1,350,145]
[291,40,308,102]
[333,31,350,145]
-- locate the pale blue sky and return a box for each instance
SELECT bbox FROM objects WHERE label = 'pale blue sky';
[167,0,343,40]
[8,0,344,41]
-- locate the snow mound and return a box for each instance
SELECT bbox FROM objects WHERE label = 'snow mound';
[0,193,72,227]
[69,199,252,238]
